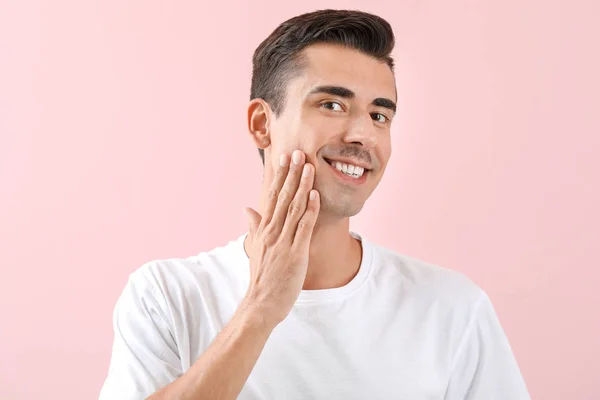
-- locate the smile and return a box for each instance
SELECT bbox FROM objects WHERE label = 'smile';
[324,158,369,184]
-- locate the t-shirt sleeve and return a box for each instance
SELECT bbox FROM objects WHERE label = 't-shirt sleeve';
[99,267,183,400]
[444,292,531,400]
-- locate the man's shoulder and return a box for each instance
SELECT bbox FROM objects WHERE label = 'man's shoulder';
[126,234,248,300]
[369,240,485,306]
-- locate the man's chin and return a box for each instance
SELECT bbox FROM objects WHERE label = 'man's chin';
[319,197,366,219]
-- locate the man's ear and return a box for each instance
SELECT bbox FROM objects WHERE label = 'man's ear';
[247,98,272,151]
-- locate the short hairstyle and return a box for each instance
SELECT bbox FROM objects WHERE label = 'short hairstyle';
[250,9,396,164]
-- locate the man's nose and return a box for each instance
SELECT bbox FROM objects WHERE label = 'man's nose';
[343,113,378,150]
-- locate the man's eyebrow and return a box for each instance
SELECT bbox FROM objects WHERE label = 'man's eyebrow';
[308,85,355,99]
[307,85,397,114]
[373,98,397,114]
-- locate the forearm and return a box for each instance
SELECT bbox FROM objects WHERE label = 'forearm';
[147,299,276,400]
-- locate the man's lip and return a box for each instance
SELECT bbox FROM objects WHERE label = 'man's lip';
[325,160,369,184]
[322,157,372,171]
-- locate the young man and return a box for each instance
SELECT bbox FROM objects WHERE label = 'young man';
[100,9,531,400]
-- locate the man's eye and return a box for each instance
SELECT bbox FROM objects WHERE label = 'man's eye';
[321,102,343,111]
[372,113,388,123]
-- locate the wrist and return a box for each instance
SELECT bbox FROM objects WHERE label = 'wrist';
[237,295,281,331]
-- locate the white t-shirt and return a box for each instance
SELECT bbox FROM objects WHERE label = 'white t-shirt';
[99,232,530,400]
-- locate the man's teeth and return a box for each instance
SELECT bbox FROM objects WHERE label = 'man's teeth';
[329,161,365,178]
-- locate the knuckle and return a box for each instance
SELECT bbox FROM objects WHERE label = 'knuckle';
[267,189,279,201]
[263,224,277,238]
[278,189,291,204]
[287,200,303,216]
[264,233,278,246]
[287,167,300,179]
[297,219,308,231]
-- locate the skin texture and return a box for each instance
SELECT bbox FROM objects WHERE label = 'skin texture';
[147,42,397,400]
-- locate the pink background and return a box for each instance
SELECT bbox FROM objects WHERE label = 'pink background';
[1,1,599,399]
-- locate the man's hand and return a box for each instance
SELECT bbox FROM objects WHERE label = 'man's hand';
[243,150,320,325]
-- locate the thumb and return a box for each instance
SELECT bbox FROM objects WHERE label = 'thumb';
[243,207,262,235]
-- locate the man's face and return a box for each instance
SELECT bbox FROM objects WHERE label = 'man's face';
[266,43,397,217]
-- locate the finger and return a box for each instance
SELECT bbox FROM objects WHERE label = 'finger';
[244,207,262,235]
[292,190,320,249]
[269,150,306,235]
[280,162,314,240]
[261,153,290,227]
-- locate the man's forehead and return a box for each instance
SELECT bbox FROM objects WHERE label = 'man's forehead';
[297,45,397,102]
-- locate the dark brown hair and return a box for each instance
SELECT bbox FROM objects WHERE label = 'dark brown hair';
[250,9,396,164]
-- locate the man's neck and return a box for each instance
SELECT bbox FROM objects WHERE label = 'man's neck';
[301,215,362,290]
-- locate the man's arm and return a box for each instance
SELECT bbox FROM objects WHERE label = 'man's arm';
[152,151,319,399]
[444,292,531,400]
[99,151,320,400]
[147,299,276,400]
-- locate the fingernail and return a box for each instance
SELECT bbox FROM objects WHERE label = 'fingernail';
[310,190,317,200]
[302,164,311,177]
[292,150,302,165]
[279,154,289,167]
